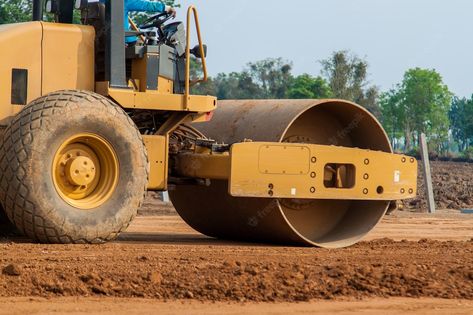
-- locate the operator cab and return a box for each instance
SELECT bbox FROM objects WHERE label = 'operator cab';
[39,0,207,95]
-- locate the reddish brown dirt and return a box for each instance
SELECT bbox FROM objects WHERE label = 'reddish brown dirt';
[1,161,473,313]
[1,297,472,315]
[1,213,472,303]
[404,161,473,211]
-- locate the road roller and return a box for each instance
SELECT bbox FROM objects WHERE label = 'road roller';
[0,0,417,248]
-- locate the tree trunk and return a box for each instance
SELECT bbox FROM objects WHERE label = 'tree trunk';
[404,125,412,152]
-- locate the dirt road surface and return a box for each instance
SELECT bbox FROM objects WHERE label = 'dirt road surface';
[1,297,472,315]
[1,210,472,314]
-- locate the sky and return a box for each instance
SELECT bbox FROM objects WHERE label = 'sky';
[176,0,472,97]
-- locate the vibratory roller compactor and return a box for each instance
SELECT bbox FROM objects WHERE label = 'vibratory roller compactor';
[0,0,417,248]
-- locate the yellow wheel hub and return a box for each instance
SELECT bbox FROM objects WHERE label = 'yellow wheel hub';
[65,156,96,186]
[53,134,119,210]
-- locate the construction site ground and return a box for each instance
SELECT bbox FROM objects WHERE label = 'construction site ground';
[1,209,472,314]
[1,161,473,314]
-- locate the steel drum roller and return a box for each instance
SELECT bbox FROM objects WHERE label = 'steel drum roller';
[170,99,392,248]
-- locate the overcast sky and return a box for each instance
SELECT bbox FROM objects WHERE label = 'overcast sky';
[176,0,472,97]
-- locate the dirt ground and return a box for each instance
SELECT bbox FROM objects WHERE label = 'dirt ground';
[404,161,473,211]
[1,160,473,314]
[1,210,472,314]
[1,298,472,315]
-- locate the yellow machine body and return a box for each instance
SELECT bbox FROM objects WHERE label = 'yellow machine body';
[0,22,41,121]
[143,135,168,190]
[0,22,94,124]
[176,142,417,201]
[0,20,216,193]
[98,84,216,113]
[0,6,418,248]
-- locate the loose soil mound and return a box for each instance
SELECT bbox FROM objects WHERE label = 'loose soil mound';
[0,239,471,302]
[404,161,473,211]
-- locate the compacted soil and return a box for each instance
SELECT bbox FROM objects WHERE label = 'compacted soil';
[1,297,472,315]
[0,211,472,315]
[0,160,472,314]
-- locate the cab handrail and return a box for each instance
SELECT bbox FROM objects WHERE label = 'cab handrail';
[185,6,208,106]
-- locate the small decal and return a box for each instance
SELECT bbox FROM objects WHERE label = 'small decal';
[394,171,401,183]
[291,188,297,196]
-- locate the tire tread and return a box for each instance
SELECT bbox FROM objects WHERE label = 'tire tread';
[0,90,149,244]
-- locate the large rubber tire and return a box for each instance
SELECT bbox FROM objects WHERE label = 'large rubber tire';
[0,208,7,225]
[0,90,149,244]
[0,128,15,237]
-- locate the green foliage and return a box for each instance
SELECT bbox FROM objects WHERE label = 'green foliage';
[449,96,473,151]
[246,58,292,99]
[321,50,381,117]
[462,146,473,160]
[380,88,406,146]
[0,0,31,24]
[287,74,332,99]
[192,57,332,100]
[406,147,420,158]
[380,68,452,153]
[214,72,262,99]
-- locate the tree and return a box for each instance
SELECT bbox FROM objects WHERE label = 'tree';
[287,74,332,99]
[321,50,381,117]
[246,58,293,99]
[192,58,295,100]
[449,96,473,151]
[189,59,217,97]
[0,0,31,24]
[402,68,452,152]
[380,68,452,153]
[380,88,406,150]
[213,72,262,100]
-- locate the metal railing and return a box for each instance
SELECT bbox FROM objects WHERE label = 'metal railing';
[185,6,208,106]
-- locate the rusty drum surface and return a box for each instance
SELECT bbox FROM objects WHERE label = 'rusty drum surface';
[170,99,392,248]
